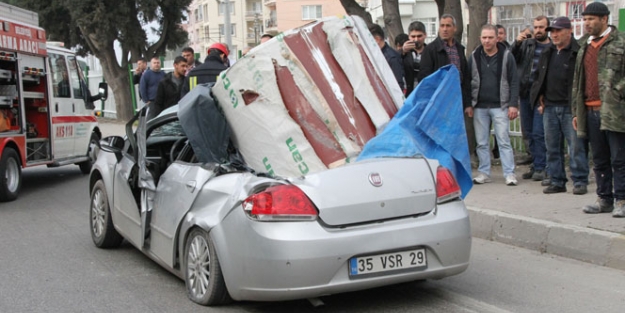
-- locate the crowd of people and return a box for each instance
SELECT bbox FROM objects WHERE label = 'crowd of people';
[133,33,278,119]
[134,42,233,120]
[370,2,624,218]
[132,5,624,218]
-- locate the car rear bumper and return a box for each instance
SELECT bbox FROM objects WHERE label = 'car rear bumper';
[211,200,471,302]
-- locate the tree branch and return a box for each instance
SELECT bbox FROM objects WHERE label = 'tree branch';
[340,0,373,26]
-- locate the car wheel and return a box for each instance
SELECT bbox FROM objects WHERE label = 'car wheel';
[184,228,231,306]
[90,180,123,248]
[79,132,100,174]
[0,148,21,202]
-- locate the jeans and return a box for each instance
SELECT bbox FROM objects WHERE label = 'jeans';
[520,97,546,170]
[543,106,589,187]
[474,108,515,177]
[587,110,625,201]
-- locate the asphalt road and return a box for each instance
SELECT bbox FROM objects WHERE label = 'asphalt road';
[1,166,624,313]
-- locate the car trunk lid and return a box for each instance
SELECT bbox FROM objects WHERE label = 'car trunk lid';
[291,158,436,226]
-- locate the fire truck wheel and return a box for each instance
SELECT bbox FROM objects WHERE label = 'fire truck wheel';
[79,132,100,174]
[0,148,22,202]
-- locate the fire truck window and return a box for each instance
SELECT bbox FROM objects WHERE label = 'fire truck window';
[50,54,70,98]
[67,56,84,99]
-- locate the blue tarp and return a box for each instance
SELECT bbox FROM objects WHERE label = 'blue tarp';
[357,65,473,198]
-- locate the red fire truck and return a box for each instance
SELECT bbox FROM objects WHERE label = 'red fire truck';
[0,3,107,202]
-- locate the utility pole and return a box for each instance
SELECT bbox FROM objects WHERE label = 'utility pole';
[224,0,232,49]
[254,12,260,45]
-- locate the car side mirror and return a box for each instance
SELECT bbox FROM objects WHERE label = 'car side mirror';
[100,135,124,162]
[98,82,108,101]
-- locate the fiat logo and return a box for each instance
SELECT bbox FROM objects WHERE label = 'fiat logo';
[368,173,383,187]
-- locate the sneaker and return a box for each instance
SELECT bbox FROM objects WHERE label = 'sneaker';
[532,170,545,181]
[543,185,566,194]
[582,198,614,214]
[505,174,518,186]
[573,185,588,195]
[473,173,492,184]
[541,178,551,186]
[613,200,625,218]
[522,168,534,180]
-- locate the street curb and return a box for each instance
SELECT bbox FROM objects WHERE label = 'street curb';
[468,206,625,271]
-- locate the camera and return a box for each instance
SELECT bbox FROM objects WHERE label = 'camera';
[526,34,532,38]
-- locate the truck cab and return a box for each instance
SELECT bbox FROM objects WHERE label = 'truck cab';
[0,2,107,202]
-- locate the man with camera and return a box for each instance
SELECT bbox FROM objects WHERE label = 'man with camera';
[401,21,427,96]
[511,16,552,184]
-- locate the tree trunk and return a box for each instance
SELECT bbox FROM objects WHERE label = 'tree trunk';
[106,64,134,122]
[382,0,403,48]
[444,0,465,44]
[434,0,445,18]
[465,0,493,54]
[95,45,134,121]
[340,0,373,26]
[79,26,134,122]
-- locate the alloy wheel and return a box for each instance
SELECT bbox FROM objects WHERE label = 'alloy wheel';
[91,188,106,238]
[187,235,211,298]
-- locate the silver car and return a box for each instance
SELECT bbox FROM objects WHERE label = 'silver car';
[89,102,471,306]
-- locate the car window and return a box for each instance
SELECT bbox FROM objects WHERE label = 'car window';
[49,53,70,98]
[149,120,185,138]
[67,56,84,99]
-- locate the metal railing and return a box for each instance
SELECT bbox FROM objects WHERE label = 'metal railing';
[245,10,261,17]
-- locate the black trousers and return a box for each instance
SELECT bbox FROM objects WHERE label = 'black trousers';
[587,110,625,201]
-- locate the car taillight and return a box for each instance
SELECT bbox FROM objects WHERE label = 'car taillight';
[436,166,461,204]
[242,185,318,221]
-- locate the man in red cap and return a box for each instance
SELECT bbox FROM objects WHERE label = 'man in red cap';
[572,2,625,217]
[180,42,230,98]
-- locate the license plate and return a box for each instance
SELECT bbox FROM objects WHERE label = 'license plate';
[349,248,427,277]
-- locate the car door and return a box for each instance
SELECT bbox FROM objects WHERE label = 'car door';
[111,151,142,247]
[148,158,217,267]
[66,55,92,157]
[48,53,74,159]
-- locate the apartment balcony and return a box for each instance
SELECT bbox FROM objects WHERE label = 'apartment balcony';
[264,0,275,7]
[246,10,262,21]
[265,18,277,32]
[247,32,259,44]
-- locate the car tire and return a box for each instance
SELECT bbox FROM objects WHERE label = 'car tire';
[79,132,100,174]
[184,228,231,306]
[90,180,123,248]
[0,148,21,202]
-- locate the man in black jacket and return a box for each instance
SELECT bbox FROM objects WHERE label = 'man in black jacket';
[529,17,589,195]
[468,25,519,186]
[182,47,202,75]
[132,57,147,85]
[496,24,511,49]
[511,16,551,181]
[369,23,404,91]
[401,21,427,96]
[148,56,188,120]
[417,14,474,158]
[181,43,230,98]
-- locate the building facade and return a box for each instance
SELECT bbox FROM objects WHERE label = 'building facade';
[366,0,461,44]
[492,0,619,41]
[264,0,352,33]
[185,0,359,60]
[184,0,624,60]
[187,0,264,60]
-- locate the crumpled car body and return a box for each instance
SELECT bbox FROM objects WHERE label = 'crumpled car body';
[87,15,471,306]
